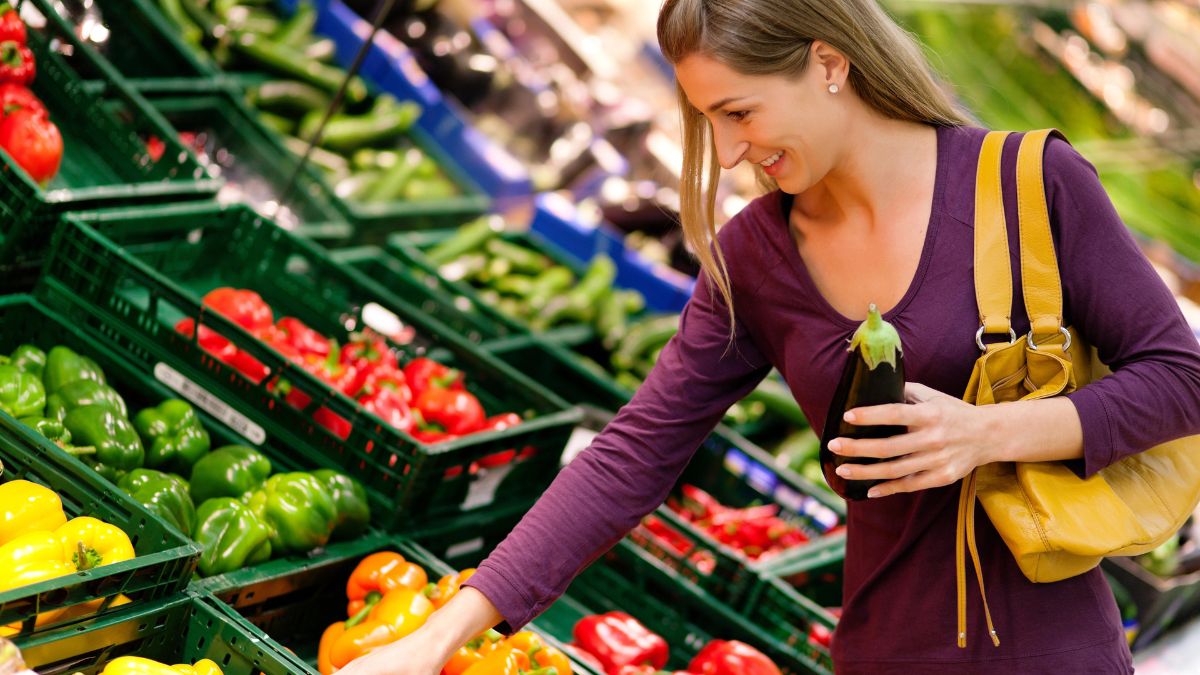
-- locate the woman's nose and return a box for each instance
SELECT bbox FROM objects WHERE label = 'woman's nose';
[714,129,749,170]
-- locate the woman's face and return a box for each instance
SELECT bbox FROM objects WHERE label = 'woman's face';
[674,51,842,195]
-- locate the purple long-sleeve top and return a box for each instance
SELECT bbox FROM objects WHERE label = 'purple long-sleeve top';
[465,125,1200,672]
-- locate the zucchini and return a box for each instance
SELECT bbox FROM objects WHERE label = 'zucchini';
[251,80,331,115]
[299,102,422,153]
[485,239,549,276]
[611,314,678,372]
[819,304,906,501]
[360,150,421,204]
[273,2,316,46]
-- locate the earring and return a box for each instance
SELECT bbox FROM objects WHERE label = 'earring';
[828,83,840,94]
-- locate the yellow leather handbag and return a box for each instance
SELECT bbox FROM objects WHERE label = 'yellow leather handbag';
[953,129,1200,648]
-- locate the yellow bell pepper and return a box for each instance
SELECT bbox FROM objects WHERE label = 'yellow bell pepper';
[328,588,434,670]
[0,556,78,633]
[0,530,67,576]
[170,659,223,675]
[0,480,67,546]
[100,657,224,675]
[57,517,134,571]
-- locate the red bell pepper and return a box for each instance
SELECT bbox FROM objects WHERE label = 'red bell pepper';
[0,106,59,182]
[0,5,25,46]
[414,388,485,436]
[342,332,398,372]
[360,386,413,433]
[175,318,270,384]
[0,40,33,86]
[573,612,668,675]
[404,357,463,400]
[274,317,332,358]
[687,641,780,675]
[202,287,273,333]
[355,363,412,403]
[0,83,41,116]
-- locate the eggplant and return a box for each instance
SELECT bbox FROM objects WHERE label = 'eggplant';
[820,304,907,500]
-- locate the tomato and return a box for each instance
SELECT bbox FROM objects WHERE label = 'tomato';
[0,108,61,183]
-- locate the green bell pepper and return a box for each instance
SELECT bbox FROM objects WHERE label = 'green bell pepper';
[63,404,145,482]
[5,344,46,378]
[0,364,46,418]
[46,379,128,422]
[134,399,211,475]
[17,415,97,457]
[193,497,274,576]
[312,469,371,540]
[43,346,106,395]
[245,472,337,555]
[118,469,197,537]
[189,445,272,504]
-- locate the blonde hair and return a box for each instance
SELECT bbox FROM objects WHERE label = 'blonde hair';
[657,0,970,327]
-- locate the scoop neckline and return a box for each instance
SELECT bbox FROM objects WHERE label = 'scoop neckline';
[777,124,950,329]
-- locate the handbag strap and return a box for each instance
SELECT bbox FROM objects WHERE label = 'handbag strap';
[974,131,1014,339]
[958,128,1066,649]
[1017,128,1068,339]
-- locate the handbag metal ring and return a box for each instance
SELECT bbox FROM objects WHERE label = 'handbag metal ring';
[1026,326,1072,352]
[976,325,1018,351]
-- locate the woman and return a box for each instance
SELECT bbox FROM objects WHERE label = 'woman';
[340,0,1200,672]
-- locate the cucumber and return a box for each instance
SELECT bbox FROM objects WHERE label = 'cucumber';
[303,37,337,63]
[819,304,906,501]
[251,80,331,115]
[743,377,810,428]
[256,111,295,136]
[426,218,496,265]
[360,150,421,204]
[282,136,350,178]
[524,267,574,311]
[233,31,368,102]
[299,102,422,153]
[273,2,316,46]
[485,239,549,276]
[611,314,679,372]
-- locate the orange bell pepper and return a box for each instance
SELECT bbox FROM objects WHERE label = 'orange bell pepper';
[330,588,435,670]
[318,621,347,675]
[428,568,476,609]
[442,630,507,675]
[460,645,530,675]
[345,551,429,617]
[500,632,571,675]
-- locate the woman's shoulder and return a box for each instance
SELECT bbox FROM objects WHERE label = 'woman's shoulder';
[713,190,791,265]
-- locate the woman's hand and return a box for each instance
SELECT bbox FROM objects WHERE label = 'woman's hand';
[827,382,1005,498]
[333,629,447,675]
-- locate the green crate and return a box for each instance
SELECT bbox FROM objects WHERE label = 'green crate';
[41,203,582,528]
[194,531,590,674]
[0,4,217,286]
[541,539,834,674]
[0,292,428,569]
[742,536,844,674]
[20,0,218,86]
[480,334,634,413]
[14,594,309,675]
[143,89,348,230]
[0,356,200,634]
[620,424,845,608]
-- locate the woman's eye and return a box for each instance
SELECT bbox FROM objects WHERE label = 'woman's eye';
[726,110,749,122]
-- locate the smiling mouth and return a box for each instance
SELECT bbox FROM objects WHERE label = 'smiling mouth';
[760,151,783,167]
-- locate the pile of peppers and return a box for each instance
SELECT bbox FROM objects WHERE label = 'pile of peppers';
[317,551,570,675]
[0,3,63,185]
[186,446,370,577]
[0,478,134,635]
[662,485,810,562]
[176,287,523,446]
[572,612,780,675]
[98,656,223,675]
[0,343,370,578]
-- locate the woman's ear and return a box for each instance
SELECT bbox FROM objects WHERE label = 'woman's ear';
[810,40,850,89]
